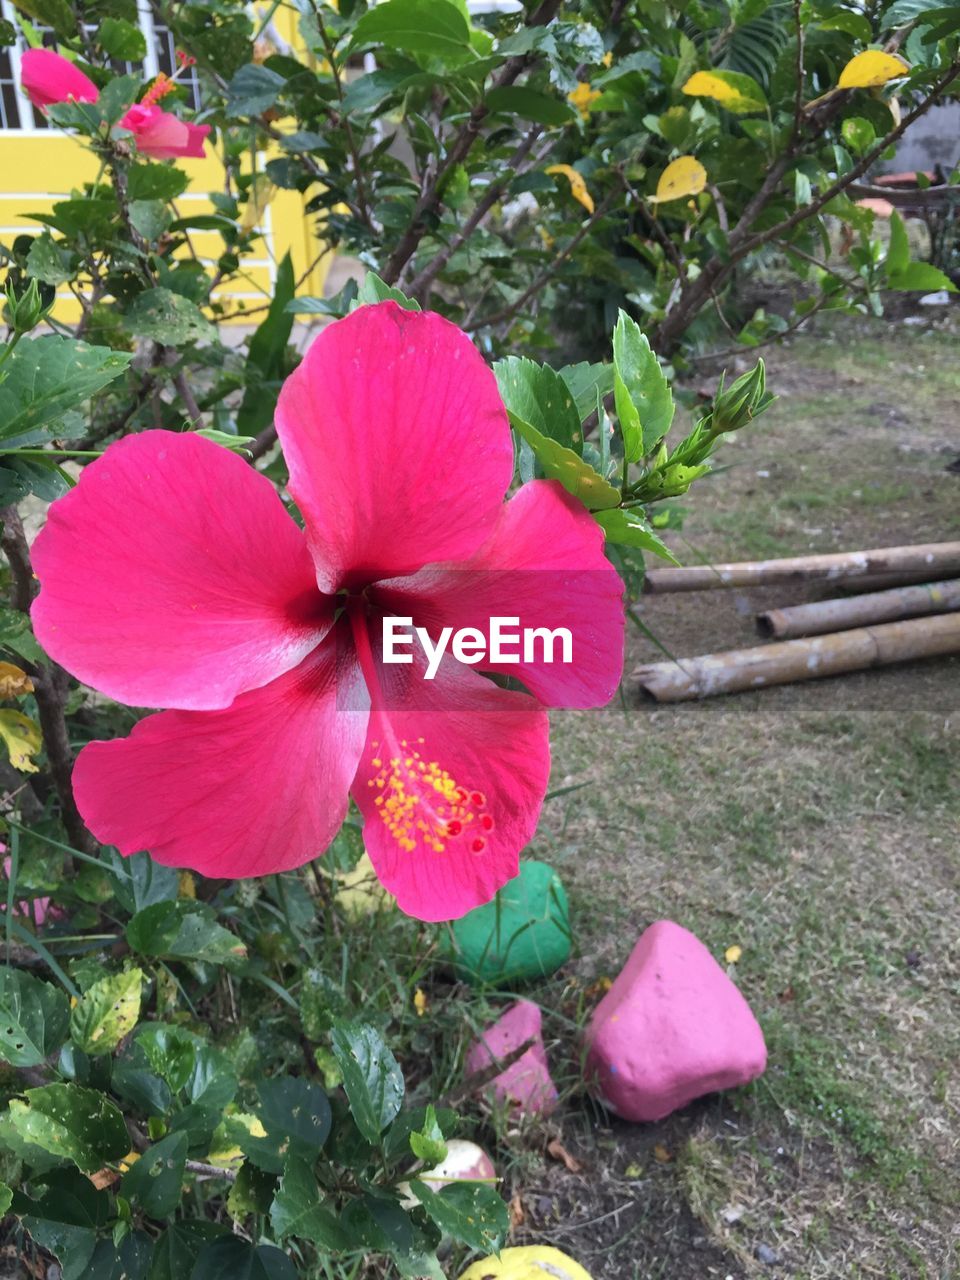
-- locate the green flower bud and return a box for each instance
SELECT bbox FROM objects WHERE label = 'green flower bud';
[4,278,47,335]
[710,359,773,435]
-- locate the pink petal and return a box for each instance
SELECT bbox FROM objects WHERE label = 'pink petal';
[274,303,514,591]
[378,479,625,708]
[121,105,192,158]
[20,49,98,107]
[73,634,368,878]
[182,123,211,158]
[350,616,550,922]
[32,431,329,711]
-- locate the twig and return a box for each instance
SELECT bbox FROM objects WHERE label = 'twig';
[0,507,95,856]
[185,1160,238,1182]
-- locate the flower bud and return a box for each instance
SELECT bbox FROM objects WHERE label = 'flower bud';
[710,359,772,435]
[4,278,47,334]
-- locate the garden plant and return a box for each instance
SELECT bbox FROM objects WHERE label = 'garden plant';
[0,0,957,1276]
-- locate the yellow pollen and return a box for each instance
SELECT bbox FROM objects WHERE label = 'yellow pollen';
[366,743,495,855]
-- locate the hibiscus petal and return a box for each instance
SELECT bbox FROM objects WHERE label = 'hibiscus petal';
[350,621,550,922]
[378,479,625,708]
[274,302,513,590]
[73,633,368,878]
[32,431,329,711]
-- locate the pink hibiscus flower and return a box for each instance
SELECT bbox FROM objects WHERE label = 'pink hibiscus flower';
[119,103,210,159]
[31,303,624,921]
[20,49,99,109]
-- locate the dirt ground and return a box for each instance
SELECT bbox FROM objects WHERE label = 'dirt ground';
[506,310,960,1279]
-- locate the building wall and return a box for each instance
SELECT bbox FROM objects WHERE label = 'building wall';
[888,102,960,175]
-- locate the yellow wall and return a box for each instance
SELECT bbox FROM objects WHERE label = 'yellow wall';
[0,11,329,323]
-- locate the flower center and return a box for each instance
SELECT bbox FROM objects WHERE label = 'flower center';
[367,738,493,855]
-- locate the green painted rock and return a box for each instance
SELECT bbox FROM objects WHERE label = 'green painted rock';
[446,861,571,985]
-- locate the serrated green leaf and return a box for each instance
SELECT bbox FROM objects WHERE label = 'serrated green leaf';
[330,1023,404,1144]
[354,271,421,311]
[410,1180,508,1254]
[124,289,215,345]
[558,360,615,421]
[191,1239,297,1280]
[409,1103,446,1166]
[8,1084,128,1173]
[227,1161,277,1218]
[98,15,146,59]
[26,235,76,285]
[121,1132,187,1218]
[886,210,910,276]
[226,64,286,116]
[69,968,142,1057]
[612,310,674,461]
[0,968,70,1067]
[241,1075,332,1173]
[486,85,574,125]
[270,1155,348,1247]
[888,260,957,292]
[127,164,190,202]
[495,355,583,449]
[0,336,131,447]
[147,1221,226,1280]
[126,900,246,966]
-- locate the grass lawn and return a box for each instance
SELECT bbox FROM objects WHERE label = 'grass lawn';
[496,312,959,1278]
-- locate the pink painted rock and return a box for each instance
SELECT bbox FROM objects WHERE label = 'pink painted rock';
[465,999,559,1117]
[585,921,766,1122]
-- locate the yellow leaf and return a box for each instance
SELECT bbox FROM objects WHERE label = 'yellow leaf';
[681,69,767,113]
[725,944,743,964]
[458,1246,594,1279]
[568,81,601,119]
[886,94,902,126]
[413,987,428,1018]
[602,51,613,68]
[0,710,41,773]
[119,1150,140,1173]
[0,662,33,699]
[178,871,196,899]
[546,164,595,214]
[837,50,908,89]
[241,174,278,232]
[650,156,707,203]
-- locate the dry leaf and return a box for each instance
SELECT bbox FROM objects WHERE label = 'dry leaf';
[547,1138,583,1173]
[89,1166,120,1190]
[546,164,595,214]
[837,50,908,90]
[653,1143,673,1163]
[0,662,33,699]
[509,1191,525,1228]
[651,156,707,204]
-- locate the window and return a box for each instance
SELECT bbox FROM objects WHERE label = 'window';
[0,1,204,131]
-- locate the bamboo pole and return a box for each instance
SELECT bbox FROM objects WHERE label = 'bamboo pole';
[634,613,960,702]
[642,542,960,593]
[758,579,960,640]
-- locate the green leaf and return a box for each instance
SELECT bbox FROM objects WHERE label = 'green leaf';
[888,261,957,292]
[226,64,286,115]
[241,1075,332,1174]
[121,1132,188,1218]
[558,360,615,421]
[612,309,674,461]
[98,16,146,59]
[594,508,680,563]
[886,210,911,276]
[124,289,215,345]
[0,336,131,447]
[351,0,473,59]
[8,1084,129,1173]
[191,1239,297,1280]
[494,355,583,449]
[237,252,295,434]
[126,900,247,966]
[21,1220,96,1280]
[409,1180,508,1254]
[0,606,42,663]
[128,164,190,202]
[69,968,143,1057]
[129,199,170,243]
[330,1023,404,1144]
[409,1104,447,1166]
[148,1221,226,1280]
[26,235,76,285]
[354,271,421,311]
[9,0,75,39]
[227,1161,277,1218]
[485,86,574,125]
[0,1182,10,1216]
[270,1155,348,1248]
[0,968,70,1067]
[136,1024,197,1093]
[841,116,876,154]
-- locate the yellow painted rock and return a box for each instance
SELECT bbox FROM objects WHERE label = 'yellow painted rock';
[334,852,394,919]
[458,1246,593,1280]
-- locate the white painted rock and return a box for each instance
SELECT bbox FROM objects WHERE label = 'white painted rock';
[584,920,766,1122]
[465,999,558,1118]
[420,1138,496,1191]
